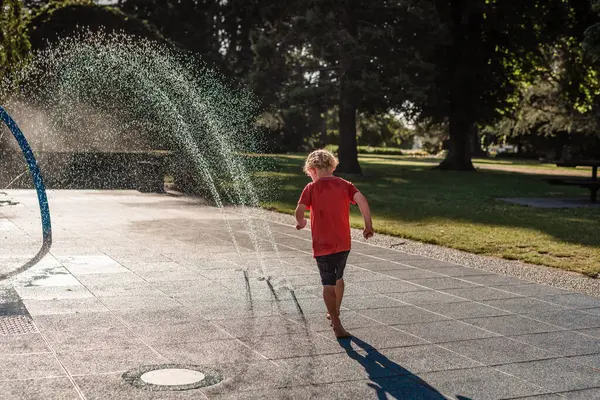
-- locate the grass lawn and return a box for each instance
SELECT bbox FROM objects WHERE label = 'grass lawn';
[252,154,600,277]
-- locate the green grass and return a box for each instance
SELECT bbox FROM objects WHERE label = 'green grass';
[253,154,600,277]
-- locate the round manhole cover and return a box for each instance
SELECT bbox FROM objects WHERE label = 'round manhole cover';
[123,364,222,391]
[141,368,205,386]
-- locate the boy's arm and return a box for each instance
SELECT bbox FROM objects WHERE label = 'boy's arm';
[295,204,307,230]
[353,192,373,239]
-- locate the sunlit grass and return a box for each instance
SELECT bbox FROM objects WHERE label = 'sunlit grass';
[254,154,600,277]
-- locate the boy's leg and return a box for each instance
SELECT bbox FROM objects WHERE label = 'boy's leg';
[334,251,350,317]
[322,285,349,337]
[322,285,338,324]
[334,278,344,317]
[317,254,350,338]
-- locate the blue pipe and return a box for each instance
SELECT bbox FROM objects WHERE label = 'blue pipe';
[0,106,52,279]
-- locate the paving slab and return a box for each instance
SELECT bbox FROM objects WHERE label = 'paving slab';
[239,332,344,359]
[500,284,572,297]
[0,378,80,400]
[441,337,553,366]
[340,325,428,350]
[374,344,482,374]
[581,308,600,316]
[75,373,207,400]
[503,395,565,400]
[381,268,443,280]
[556,387,600,399]
[496,358,600,392]
[441,287,525,302]
[419,367,548,400]
[316,377,450,400]
[214,315,308,338]
[356,279,426,294]
[2,189,600,399]
[565,353,600,369]
[529,310,600,330]
[342,294,407,310]
[419,300,511,319]
[406,277,480,290]
[511,331,600,357]
[57,346,168,376]
[43,326,147,352]
[33,311,128,332]
[201,360,311,394]
[0,333,50,355]
[362,305,450,325]
[393,320,499,344]
[460,315,564,336]
[387,290,467,305]
[425,266,494,277]
[535,293,600,309]
[481,298,570,315]
[395,259,463,269]
[22,297,110,315]
[575,327,600,338]
[0,353,66,381]
[157,339,265,365]
[288,311,380,333]
[277,352,399,384]
[463,274,528,286]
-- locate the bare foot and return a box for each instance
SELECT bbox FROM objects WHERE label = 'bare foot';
[333,326,351,339]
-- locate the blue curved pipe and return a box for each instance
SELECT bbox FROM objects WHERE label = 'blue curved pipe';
[0,106,52,280]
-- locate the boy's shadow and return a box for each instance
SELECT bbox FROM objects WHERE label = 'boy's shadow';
[338,336,472,400]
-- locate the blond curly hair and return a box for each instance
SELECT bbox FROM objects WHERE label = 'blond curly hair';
[303,149,339,174]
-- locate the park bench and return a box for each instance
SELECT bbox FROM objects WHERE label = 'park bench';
[546,160,599,202]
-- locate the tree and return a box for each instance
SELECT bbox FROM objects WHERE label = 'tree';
[119,0,222,69]
[0,0,30,81]
[417,0,597,170]
[27,0,165,51]
[294,0,439,174]
[22,0,51,12]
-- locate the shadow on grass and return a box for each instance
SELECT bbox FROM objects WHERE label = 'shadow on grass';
[338,336,466,400]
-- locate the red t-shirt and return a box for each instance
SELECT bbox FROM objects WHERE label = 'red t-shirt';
[298,177,359,257]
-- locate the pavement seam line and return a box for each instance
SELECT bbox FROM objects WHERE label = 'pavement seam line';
[262,225,593,394]
[28,319,87,400]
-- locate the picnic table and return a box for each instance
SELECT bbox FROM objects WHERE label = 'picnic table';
[547,160,600,202]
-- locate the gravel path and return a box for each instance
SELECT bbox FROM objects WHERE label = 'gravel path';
[251,207,600,298]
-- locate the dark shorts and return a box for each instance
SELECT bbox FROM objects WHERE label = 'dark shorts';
[315,251,350,286]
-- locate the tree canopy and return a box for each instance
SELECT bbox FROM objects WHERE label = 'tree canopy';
[27,0,165,51]
[4,0,600,170]
[0,0,30,80]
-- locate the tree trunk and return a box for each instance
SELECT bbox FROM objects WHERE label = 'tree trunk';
[317,70,329,148]
[338,84,361,174]
[336,0,362,175]
[437,0,477,171]
[437,115,476,171]
[470,125,487,157]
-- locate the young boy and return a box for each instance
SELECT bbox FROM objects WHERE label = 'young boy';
[295,149,373,338]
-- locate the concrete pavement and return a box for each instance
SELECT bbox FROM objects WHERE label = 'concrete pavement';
[1,190,600,399]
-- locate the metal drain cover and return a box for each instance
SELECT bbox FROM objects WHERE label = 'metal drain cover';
[123,364,222,391]
[141,368,205,386]
[0,316,38,335]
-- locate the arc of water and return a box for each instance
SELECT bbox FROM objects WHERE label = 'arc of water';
[0,105,52,280]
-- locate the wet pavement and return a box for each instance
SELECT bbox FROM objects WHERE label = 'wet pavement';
[1,189,600,399]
